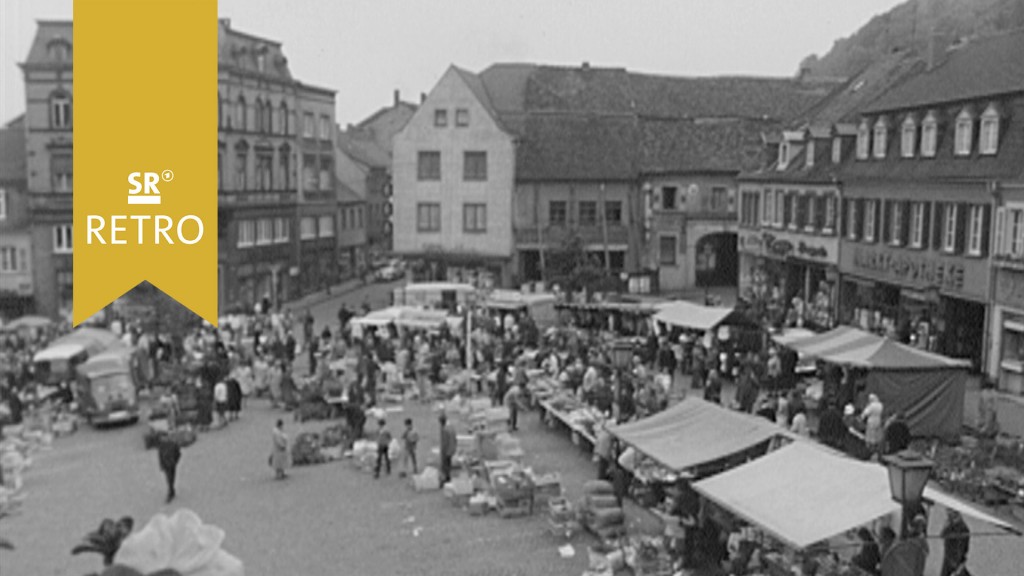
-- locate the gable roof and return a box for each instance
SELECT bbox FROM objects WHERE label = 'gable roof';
[865,28,1024,113]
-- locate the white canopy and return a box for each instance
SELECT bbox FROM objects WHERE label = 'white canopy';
[33,343,86,363]
[653,300,755,331]
[693,440,1019,550]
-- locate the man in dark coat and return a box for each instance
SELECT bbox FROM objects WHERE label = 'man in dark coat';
[225,376,242,421]
[157,436,182,503]
[439,414,457,484]
[941,510,970,576]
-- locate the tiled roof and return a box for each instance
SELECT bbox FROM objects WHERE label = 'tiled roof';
[336,128,391,168]
[22,21,72,66]
[515,114,637,181]
[630,74,836,120]
[740,135,850,184]
[0,117,27,181]
[865,28,1024,113]
[639,118,768,174]
[840,96,1024,182]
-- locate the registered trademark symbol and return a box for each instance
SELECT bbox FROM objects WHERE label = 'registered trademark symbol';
[161,170,174,182]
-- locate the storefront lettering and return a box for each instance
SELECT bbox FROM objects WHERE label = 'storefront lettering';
[768,239,793,257]
[797,242,827,259]
[852,247,965,291]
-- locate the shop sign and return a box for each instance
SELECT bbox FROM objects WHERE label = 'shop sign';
[740,233,763,252]
[767,237,793,257]
[797,242,828,259]
[996,269,1024,309]
[851,247,965,291]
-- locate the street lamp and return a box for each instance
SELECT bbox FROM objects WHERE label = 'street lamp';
[883,449,935,537]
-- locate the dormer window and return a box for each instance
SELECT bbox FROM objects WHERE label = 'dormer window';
[954,108,974,156]
[48,40,70,61]
[806,139,815,168]
[831,137,842,164]
[856,120,870,160]
[980,103,1000,155]
[777,142,790,170]
[900,115,916,158]
[872,117,888,159]
[921,111,938,158]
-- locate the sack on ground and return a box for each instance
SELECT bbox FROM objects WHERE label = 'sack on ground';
[413,466,441,492]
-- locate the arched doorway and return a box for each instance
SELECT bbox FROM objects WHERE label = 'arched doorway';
[695,232,738,287]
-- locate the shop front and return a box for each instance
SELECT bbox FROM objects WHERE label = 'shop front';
[839,244,989,371]
[738,230,838,331]
[991,267,1024,394]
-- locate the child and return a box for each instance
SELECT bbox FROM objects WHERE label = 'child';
[373,419,392,478]
[400,418,419,477]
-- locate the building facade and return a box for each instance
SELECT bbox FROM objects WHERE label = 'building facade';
[992,180,1024,393]
[0,116,34,318]
[393,66,516,288]
[837,30,1024,375]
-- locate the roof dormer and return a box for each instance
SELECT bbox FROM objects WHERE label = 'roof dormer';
[856,119,871,160]
[872,116,889,159]
[954,106,974,156]
[921,110,939,158]
[900,114,917,158]
[979,102,1001,155]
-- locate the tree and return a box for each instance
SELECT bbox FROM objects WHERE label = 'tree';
[543,234,619,296]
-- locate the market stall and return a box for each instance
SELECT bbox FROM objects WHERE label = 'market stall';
[783,326,970,438]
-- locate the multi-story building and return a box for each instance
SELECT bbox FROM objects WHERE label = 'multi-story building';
[393,63,834,291]
[19,20,349,318]
[837,30,1024,375]
[336,91,416,259]
[737,50,921,329]
[0,116,34,318]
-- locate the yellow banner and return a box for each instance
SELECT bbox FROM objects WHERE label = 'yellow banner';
[74,0,217,326]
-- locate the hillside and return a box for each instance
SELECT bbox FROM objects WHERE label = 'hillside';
[801,0,1024,79]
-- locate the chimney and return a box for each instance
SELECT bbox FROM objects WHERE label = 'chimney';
[420,92,427,104]
[393,89,400,107]
[581,61,590,70]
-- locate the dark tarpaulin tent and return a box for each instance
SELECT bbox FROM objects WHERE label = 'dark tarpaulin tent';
[608,396,786,472]
[784,326,970,438]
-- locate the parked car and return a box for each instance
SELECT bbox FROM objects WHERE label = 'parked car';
[375,259,406,282]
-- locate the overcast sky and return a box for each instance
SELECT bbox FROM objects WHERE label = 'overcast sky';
[1,0,907,127]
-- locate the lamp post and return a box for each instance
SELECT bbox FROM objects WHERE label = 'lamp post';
[883,449,935,538]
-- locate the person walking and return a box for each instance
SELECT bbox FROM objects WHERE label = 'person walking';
[213,379,229,428]
[503,379,526,432]
[940,510,970,576]
[439,414,456,484]
[270,419,290,480]
[862,394,885,457]
[157,435,182,503]
[225,376,242,421]
[399,418,419,477]
[373,419,393,478]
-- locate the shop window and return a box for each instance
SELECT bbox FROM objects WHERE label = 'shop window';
[659,235,677,266]
[549,201,567,225]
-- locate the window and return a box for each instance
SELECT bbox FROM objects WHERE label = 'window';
[273,217,290,243]
[856,120,870,160]
[910,203,925,248]
[943,204,958,253]
[463,151,487,181]
[847,198,859,240]
[661,187,677,210]
[237,220,255,247]
[889,201,905,246]
[256,218,273,245]
[51,94,71,129]
[303,154,317,190]
[234,147,248,190]
[741,192,760,227]
[921,112,938,158]
[256,152,273,191]
[279,102,289,135]
[549,201,567,224]
[954,108,973,156]
[434,110,448,127]
[356,206,363,228]
[319,115,331,140]
[805,140,815,169]
[300,216,317,239]
[763,189,775,225]
[318,215,334,238]
[872,117,888,159]
[236,95,247,131]
[51,153,73,193]
[303,112,315,138]
[279,145,290,189]
[0,188,6,220]
[804,194,817,231]
[417,203,441,232]
[863,200,877,242]
[659,235,677,266]
[711,187,729,212]
[1010,210,1024,256]
[463,203,487,233]
[831,137,842,164]
[901,115,916,158]
[417,151,441,181]
[785,191,798,229]
[455,108,469,127]
[0,247,22,273]
[319,156,333,190]
[256,54,266,72]
[254,99,265,132]
[48,40,70,61]
[579,201,597,225]
[605,201,622,224]
[774,189,785,227]
[968,205,986,256]
[980,105,1000,155]
[53,224,73,254]
[823,194,837,234]
[777,142,790,170]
